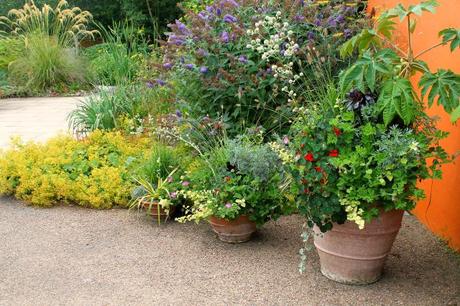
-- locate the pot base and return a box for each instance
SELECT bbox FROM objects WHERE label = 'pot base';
[209,215,257,243]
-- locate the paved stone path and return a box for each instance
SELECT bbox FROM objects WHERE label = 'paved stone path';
[0,97,81,149]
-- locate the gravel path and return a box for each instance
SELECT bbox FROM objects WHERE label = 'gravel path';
[0,197,458,305]
[0,97,81,149]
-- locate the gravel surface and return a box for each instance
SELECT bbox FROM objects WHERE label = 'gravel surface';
[0,197,459,306]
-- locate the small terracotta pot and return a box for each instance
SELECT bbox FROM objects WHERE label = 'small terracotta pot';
[142,201,175,223]
[209,215,257,243]
[313,209,404,285]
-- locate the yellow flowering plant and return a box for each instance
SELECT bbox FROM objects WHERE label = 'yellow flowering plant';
[0,131,153,208]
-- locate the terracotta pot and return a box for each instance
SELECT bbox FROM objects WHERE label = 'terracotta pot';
[313,209,404,285]
[142,201,175,223]
[209,215,257,243]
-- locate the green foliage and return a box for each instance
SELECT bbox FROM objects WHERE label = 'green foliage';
[0,0,183,41]
[181,0,214,12]
[439,28,460,52]
[340,0,460,124]
[180,138,290,226]
[165,0,369,136]
[68,85,141,133]
[8,33,88,94]
[419,69,460,113]
[138,145,181,183]
[0,37,23,70]
[86,21,149,85]
[0,131,153,208]
[290,88,451,232]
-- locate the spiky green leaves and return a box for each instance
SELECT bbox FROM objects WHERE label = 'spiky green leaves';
[378,77,418,125]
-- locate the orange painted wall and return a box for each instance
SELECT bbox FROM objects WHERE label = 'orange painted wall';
[368,0,460,251]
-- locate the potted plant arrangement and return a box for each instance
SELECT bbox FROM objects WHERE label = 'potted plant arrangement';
[130,145,186,225]
[177,137,291,243]
[290,0,458,284]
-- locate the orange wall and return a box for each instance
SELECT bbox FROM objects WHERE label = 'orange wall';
[368,0,460,251]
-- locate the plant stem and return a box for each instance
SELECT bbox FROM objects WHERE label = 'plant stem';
[414,39,453,59]
[376,33,407,57]
[407,14,413,61]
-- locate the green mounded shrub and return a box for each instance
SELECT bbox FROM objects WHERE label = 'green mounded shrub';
[0,131,154,208]
[8,33,88,94]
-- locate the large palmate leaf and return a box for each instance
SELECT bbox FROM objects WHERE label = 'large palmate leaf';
[439,28,460,51]
[339,49,396,93]
[340,29,380,58]
[377,77,417,126]
[419,69,460,114]
[384,0,438,20]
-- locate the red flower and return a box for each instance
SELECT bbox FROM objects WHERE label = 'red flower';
[303,188,310,194]
[329,149,339,157]
[315,166,322,172]
[304,152,314,162]
[333,127,341,136]
[301,178,308,185]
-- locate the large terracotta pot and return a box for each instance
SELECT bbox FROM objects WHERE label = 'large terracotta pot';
[314,209,404,285]
[209,215,257,243]
[142,201,175,223]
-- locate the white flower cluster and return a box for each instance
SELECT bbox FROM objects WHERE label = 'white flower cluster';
[246,11,303,103]
[339,198,366,229]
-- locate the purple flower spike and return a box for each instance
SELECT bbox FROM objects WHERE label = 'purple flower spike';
[175,20,190,35]
[155,79,167,86]
[221,31,230,43]
[175,110,183,118]
[344,29,352,38]
[182,181,190,187]
[200,66,209,74]
[216,8,222,16]
[170,191,177,199]
[294,15,305,22]
[327,17,337,27]
[185,64,195,70]
[163,62,173,70]
[221,0,239,7]
[225,202,233,208]
[238,55,248,64]
[223,14,238,23]
[146,81,154,88]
